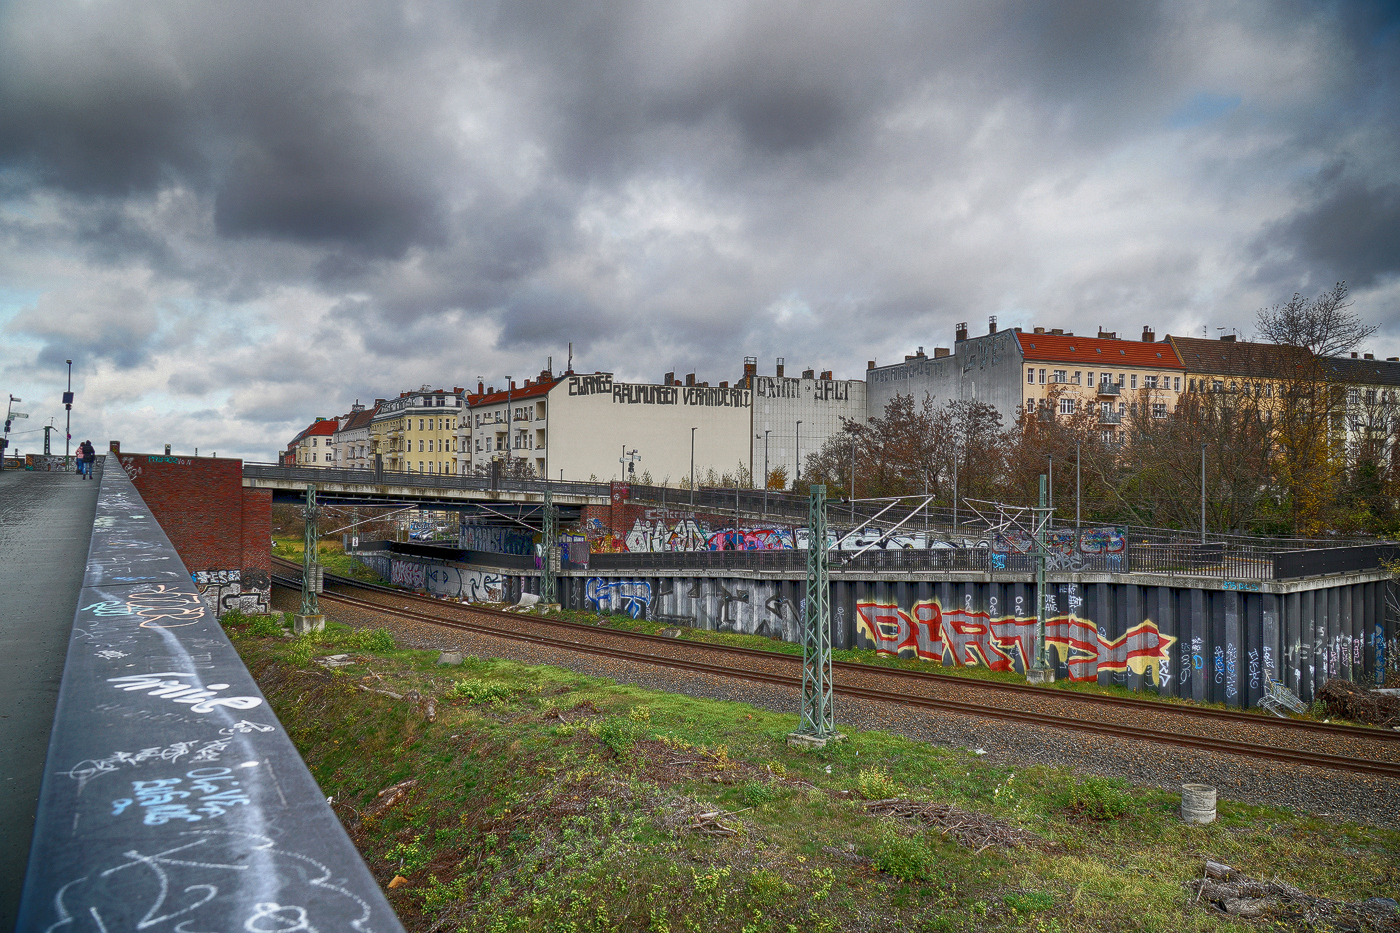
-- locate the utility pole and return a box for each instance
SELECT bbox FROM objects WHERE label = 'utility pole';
[296,484,325,634]
[790,484,840,747]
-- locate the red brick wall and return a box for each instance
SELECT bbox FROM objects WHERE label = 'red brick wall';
[115,452,271,613]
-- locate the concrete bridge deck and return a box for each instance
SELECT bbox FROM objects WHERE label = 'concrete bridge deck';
[0,462,102,931]
[3,459,402,932]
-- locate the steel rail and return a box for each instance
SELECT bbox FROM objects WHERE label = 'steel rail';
[270,556,1400,745]
[269,566,1400,777]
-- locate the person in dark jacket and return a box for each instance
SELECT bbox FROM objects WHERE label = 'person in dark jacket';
[79,440,96,480]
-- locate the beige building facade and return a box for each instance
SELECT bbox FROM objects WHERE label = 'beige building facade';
[370,386,465,474]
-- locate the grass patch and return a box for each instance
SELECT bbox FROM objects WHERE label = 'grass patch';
[226,613,1400,932]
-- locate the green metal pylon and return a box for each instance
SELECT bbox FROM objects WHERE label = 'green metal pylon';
[792,484,839,745]
[297,484,324,633]
[541,487,557,606]
[1028,474,1054,682]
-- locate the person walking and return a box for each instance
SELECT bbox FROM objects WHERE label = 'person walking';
[79,440,95,480]
[74,442,86,478]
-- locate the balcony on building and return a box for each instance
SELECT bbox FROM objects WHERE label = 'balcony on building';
[1096,382,1121,397]
[1098,411,1123,425]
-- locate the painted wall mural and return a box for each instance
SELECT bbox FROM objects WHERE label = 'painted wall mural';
[992,527,1128,571]
[853,598,1173,683]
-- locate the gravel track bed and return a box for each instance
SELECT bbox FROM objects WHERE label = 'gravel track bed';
[272,586,1400,827]
[315,581,1400,765]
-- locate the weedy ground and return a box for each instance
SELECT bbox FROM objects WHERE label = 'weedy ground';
[224,611,1399,933]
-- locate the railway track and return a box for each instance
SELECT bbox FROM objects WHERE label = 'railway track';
[270,560,1400,778]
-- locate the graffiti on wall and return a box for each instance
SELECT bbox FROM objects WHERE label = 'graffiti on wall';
[389,560,426,589]
[192,569,270,617]
[991,527,1127,571]
[853,596,1175,684]
[461,525,536,556]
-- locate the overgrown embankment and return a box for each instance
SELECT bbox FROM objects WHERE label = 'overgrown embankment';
[224,612,1400,933]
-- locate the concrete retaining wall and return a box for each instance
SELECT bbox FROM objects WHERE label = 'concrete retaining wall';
[354,550,1398,708]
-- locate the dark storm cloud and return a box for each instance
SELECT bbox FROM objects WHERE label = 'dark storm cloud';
[5,285,159,369]
[1262,172,1400,289]
[0,0,460,257]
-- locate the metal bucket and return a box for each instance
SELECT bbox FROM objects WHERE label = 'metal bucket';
[1180,783,1217,824]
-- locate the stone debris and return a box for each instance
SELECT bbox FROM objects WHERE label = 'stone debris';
[314,654,354,669]
[1188,859,1400,931]
[436,650,464,666]
[864,799,1034,853]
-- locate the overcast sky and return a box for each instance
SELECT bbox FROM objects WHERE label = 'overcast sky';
[2,1,1397,461]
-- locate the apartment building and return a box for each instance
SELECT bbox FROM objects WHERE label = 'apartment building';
[370,386,466,474]
[865,319,1027,428]
[745,357,866,485]
[1020,326,1185,440]
[333,402,377,470]
[288,418,337,465]
[462,368,753,483]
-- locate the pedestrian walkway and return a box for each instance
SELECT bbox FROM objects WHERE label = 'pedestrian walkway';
[0,461,102,932]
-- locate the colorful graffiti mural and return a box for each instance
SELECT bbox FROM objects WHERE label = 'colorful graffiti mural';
[854,597,1175,684]
[991,527,1127,571]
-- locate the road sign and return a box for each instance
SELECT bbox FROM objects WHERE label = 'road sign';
[12,412,28,419]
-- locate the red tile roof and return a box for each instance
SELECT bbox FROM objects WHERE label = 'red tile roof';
[468,377,561,407]
[1016,332,1184,369]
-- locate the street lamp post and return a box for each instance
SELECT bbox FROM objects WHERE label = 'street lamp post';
[762,430,770,517]
[64,360,73,457]
[504,376,513,470]
[795,420,803,484]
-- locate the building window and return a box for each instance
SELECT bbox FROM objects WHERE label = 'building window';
[1118,373,1125,386]
[1174,377,1181,391]
[1118,402,1126,414]
[1145,375,1157,389]
[1086,371,1094,384]
[1027,368,1035,384]
[1072,371,1082,385]
[1039,369,1046,384]
[419,461,424,471]
[1130,375,1138,389]
[1059,397,1074,415]
[1152,402,1166,418]
[1101,430,1113,444]
[1051,369,1066,383]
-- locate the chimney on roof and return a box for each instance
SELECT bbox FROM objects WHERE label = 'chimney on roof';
[375,398,386,407]
[540,370,552,382]
[1351,352,1359,358]
[743,356,757,379]
[867,359,876,369]
[420,384,431,392]
[351,399,364,412]
[1050,328,1064,335]
[1220,334,1236,342]
[989,315,997,334]
[802,368,815,379]
[1034,326,1046,335]
[820,370,832,380]
[1389,358,1399,362]
[477,382,484,395]
[686,373,696,386]
[934,347,950,358]
[524,378,533,387]
[488,386,494,394]
[453,387,464,394]
[1142,326,1155,343]
[664,371,674,385]
[955,322,968,342]
[1097,328,1115,339]
[1364,353,1374,360]
[776,357,785,378]
[510,380,517,389]
[720,380,729,388]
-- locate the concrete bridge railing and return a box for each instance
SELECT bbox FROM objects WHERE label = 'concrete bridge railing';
[18,462,403,931]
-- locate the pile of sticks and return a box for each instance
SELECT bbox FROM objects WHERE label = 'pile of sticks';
[864,799,1032,853]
